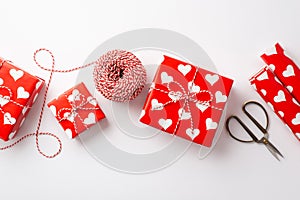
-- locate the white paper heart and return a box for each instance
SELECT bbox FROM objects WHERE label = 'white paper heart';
[287,86,293,93]
[196,102,208,113]
[274,76,281,84]
[268,64,276,71]
[188,82,200,93]
[151,99,163,110]
[257,71,268,81]
[186,128,200,140]
[215,91,227,103]
[64,112,75,122]
[160,72,173,84]
[3,112,16,125]
[65,129,73,139]
[0,78,3,85]
[35,81,42,90]
[205,74,219,86]
[8,130,16,140]
[0,95,10,107]
[168,91,182,102]
[87,96,97,106]
[267,102,274,111]
[139,110,145,119]
[178,108,191,120]
[292,113,300,125]
[178,64,191,76]
[206,118,218,130]
[274,90,286,103]
[292,98,300,106]
[17,87,29,99]
[260,89,267,96]
[9,69,24,81]
[296,133,300,140]
[282,65,295,77]
[67,89,80,102]
[278,111,284,117]
[264,46,277,56]
[158,118,172,130]
[83,113,96,125]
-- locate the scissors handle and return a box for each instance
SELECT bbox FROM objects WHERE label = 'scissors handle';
[243,101,269,134]
[226,115,259,143]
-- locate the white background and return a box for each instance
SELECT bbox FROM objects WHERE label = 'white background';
[1,0,300,199]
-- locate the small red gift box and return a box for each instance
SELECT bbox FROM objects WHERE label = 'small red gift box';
[0,58,45,141]
[140,56,233,147]
[47,82,105,139]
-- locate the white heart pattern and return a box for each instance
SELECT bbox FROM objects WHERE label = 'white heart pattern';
[257,71,268,81]
[268,64,276,71]
[0,78,3,85]
[186,128,200,140]
[264,46,277,56]
[292,113,300,125]
[87,96,97,106]
[178,64,191,76]
[9,69,24,81]
[251,83,257,90]
[168,91,182,102]
[278,111,284,117]
[64,112,75,122]
[205,74,219,86]
[178,108,191,120]
[151,99,163,110]
[83,113,96,125]
[260,89,267,96]
[273,90,286,103]
[158,118,172,130]
[139,110,145,119]
[0,95,10,107]
[3,112,16,125]
[17,87,29,99]
[282,65,295,77]
[160,72,173,84]
[65,129,73,139]
[67,89,80,102]
[35,81,42,90]
[215,91,227,103]
[196,102,209,113]
[8,130,17,140]
[188,82,200,93]
[287,86,293,93]
[292,98,300,106]
[206,118,218,130]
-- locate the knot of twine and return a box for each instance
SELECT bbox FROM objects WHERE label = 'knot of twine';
[93,49,147,102]
[57,92,100,135]
[151,68,223,137]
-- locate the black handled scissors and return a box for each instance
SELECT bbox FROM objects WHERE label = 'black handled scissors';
[226,101,283,161]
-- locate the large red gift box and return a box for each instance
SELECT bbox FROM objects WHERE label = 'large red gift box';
[140,56,233,147]
[0,58,45,141]
[47,82,105,139]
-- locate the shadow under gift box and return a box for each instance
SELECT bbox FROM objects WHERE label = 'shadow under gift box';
[140,56,233,147]
[0,59,45,141]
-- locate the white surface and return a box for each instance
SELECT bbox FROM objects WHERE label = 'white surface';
[1,0,300,199]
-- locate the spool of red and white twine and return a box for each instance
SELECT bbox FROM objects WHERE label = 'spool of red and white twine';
[0,49,147,158]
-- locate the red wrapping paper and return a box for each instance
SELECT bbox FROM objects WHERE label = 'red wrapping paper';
[47,82,105,139]
[261,43,300,103]
[0,59,45,141]
[249,66,300,141]
[140,56,233,147]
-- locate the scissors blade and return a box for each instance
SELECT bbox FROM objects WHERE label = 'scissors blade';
[264,141,284,161]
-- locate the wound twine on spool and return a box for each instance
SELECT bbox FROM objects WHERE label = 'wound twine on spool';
[0,48,146,158]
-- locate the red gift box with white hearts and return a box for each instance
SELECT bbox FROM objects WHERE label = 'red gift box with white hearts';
[47,82,105,139]
[140,56,233,147]
[250,43,300,141]
[0,58,44,141]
